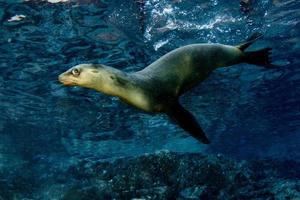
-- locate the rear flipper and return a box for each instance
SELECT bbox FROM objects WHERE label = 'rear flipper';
[237,33,276,68]
[244,47,275,67]
[166,102,210,144]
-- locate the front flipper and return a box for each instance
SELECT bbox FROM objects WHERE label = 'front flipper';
[166,102,210,144]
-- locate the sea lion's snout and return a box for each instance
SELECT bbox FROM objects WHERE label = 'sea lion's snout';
[58,73,76,86]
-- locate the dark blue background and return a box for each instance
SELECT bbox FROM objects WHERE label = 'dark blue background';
[0,1,299,196]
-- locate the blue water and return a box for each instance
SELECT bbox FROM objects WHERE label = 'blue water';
[0,0,299,198]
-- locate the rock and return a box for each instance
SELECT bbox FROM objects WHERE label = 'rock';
[62,186,103,200]
[1,151,299,199]
[179,186,207,199]
[271,180,300,200]
[59,151,299,199]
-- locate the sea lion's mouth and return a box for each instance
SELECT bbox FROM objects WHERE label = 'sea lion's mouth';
[60,80,75,86]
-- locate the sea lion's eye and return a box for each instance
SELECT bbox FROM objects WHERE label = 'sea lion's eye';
[72,68,80,77]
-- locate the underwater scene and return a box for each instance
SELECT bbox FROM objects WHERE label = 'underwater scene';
[0,0,300,199]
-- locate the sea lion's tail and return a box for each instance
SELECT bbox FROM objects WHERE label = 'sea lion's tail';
[243,47,273,67]
[237,33,275,68]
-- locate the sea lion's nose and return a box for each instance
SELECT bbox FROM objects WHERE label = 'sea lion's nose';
[58,73,70,85]
[58,74,64,83]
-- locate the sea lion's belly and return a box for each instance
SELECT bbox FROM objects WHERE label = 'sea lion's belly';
[118,82,165,113]
[131,44,243,111]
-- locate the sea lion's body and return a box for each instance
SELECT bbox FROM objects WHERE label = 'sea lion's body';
[59,33,273,144]
[132,44,242,112]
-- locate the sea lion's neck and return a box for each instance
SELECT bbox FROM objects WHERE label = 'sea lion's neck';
[92,68,132,96]
[92,67,150,111]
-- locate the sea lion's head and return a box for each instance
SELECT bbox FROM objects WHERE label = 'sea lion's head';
[58,64,115,90]
[59,63,128,96]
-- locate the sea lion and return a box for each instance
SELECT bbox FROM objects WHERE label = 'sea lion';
[58,33,274,144]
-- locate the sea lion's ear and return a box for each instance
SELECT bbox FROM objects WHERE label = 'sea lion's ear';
[115,76,128,86]
[166,102,210,144]
[109,74,127,86]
